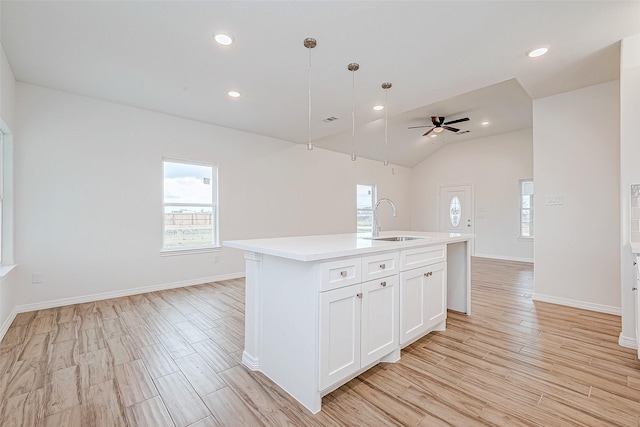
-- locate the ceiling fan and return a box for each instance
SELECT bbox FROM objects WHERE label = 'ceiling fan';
[408,116,470,136]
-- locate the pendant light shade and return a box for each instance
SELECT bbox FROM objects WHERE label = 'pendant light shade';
[304,38,317,151]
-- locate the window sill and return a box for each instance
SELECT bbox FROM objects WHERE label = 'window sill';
[160,246,221,257]
[0,264,17,278]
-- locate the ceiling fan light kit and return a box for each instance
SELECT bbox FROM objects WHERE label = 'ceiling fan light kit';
[410,116,470,137]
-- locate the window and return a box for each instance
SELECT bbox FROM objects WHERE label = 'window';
[163,159,218,251]
[357,184,376,236]
[520,179,534,238]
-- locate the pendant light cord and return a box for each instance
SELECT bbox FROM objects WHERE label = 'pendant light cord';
[307,46,313,151]
[381,82,392,166]
[384,87,389,166]
[351,68,356,161]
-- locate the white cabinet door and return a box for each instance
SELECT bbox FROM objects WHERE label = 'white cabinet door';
[319,284,361,391]
[425,262,447,331]
[361,276,399,367]
[400,262,447,347]
[635,257,640,358]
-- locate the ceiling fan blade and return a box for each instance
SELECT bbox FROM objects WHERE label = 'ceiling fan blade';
[443,117,469,125]
[408,125,433,129]
[423,128,435,137]
[443,126,460,132]
[431,116,445,126]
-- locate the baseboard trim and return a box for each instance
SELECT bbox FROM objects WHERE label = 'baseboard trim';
[14,272,246,314]
[618,333,637,350]
[242,351,260,371]
[0,306,18,342]
[473,253,533,263]
[533,293,621,316]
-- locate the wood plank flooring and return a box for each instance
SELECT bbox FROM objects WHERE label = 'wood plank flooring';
[1,258,639,426]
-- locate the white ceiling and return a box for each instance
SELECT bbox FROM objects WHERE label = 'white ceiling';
[2,1,639,167]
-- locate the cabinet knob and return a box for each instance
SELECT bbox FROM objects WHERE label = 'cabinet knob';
[381,281,387,287]
[356,293,363,298]
[424,272,433,277]
[634,261,637,266]
[633,287,638,291]
[380,263,386,269]
[340,271,347,277]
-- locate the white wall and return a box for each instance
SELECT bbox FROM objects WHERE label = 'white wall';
[13,83,411,309]
[619,34,640,346]
[533,80,621,314]
[410,129,534,262]
[0,41,19,336]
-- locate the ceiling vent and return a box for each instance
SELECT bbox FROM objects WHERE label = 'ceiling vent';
[323,116,339,122]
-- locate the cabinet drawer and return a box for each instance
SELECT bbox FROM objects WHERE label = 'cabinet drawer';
[362,252,399,281]
[400,245,446,271]
[320,258,362,292]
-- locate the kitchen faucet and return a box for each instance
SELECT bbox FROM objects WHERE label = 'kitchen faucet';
[373,198,397,237]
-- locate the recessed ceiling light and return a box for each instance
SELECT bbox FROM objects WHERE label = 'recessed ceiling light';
[214,33,234,46]
[228,91,240,98]
[481,121,490,126]
[430,134,437,138]
[373,105,384,111]
[527,47,548,58]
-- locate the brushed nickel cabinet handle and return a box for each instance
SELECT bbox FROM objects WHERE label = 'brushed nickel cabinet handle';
[356,293,363,298]
[380,263,386,269]
[381,281,387,287]
[340,271,347,277]
[424,272,433,277]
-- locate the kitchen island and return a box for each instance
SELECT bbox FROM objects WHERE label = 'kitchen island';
[224,231,474,413]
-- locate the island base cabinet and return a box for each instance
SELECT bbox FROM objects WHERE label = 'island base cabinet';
[319,276,399,391]
[400,262,447,347]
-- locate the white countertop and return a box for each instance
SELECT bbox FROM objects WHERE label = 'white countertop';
[224,231,474,262]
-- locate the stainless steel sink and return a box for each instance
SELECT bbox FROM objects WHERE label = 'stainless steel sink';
[369,236,426,242]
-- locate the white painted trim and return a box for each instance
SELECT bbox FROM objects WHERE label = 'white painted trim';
[533,293,621,316]
[618,333,637,350]
[0,306,17,342]
[0,264,17,278]
[473,253,534,263]
[242,351,260,371]
[160,247,221,257]
[14,272,245,314]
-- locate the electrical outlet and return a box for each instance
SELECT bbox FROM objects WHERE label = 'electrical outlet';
[32,272,43,284]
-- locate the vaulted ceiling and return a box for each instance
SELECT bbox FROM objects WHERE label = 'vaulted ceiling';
[2,1,639,166]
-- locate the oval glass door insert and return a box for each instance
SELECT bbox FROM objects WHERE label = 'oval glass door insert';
[449,196,461,227]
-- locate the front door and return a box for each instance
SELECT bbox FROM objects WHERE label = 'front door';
[439,185,474,237]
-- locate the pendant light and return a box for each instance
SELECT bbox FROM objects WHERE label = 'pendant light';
[304,38,317,151]
[382,82,392,166]
[348,62,360,161]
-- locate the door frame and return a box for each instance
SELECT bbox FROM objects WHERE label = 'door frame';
[438,183,475,255]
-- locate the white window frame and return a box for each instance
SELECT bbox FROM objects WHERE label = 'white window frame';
[161,158,219,255]
[357,184,377,237]
[519,179,534,239]
[0,130,4,264]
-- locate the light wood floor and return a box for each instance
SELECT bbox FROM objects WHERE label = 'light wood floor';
[1,258,639,426]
